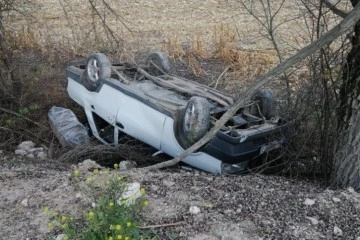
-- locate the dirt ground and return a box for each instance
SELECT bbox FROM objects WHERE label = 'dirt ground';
[0,155,359,240]
[1,0,360,239]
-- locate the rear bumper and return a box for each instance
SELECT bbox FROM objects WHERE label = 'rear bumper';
[203,122,291,164]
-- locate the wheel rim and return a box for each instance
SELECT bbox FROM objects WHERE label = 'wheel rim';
[184,103,195,133]
[87,58,100,82]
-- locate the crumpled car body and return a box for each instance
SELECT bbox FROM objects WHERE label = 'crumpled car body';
[66,52,290,174]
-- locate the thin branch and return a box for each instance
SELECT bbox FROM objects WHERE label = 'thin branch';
[139,221,186,229]
[324,0,348,18]
[0,106,43,128]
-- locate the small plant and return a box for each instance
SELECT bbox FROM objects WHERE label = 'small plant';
[46,166,151,240]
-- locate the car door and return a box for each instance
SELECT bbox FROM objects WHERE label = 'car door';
[116,94,166,150]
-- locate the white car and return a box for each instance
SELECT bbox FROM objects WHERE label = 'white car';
[66,52,290,174]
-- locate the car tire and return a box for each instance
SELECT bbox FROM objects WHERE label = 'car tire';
[251,88,275,119]
[145,51,170,76]
[183,96,210,146]
[82,53,112,91]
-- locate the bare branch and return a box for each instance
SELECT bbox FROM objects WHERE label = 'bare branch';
[324,0,348,18]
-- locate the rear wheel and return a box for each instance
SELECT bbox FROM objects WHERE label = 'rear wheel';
[145,51,170,76]
[182,97,210,146]
[82,53,112,91]
[251,88,275,119]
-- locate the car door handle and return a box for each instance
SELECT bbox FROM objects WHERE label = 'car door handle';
[116,122,124,129]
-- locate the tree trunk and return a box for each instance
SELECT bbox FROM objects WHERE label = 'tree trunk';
[332,0,360,190]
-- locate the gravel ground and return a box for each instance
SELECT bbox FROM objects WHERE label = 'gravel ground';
[0,154,359,240]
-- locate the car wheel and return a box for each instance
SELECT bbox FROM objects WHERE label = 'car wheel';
[82,53,112,91]
[251,88,275,119]
[183,97,210,146]
[145,51,170,76]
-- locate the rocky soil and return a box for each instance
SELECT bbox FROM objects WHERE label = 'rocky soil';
[0,144,359,240]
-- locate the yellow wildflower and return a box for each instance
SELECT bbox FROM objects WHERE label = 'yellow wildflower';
[117,235,122,240]
[52,211,59,217]
[61,215,67,222]
[117,176,123,181]
[48,222,54,230]
[110,224,115,230]
[116,224,121,231]
[126,222,131,227]
[140,188,146,195]
[93,169,99,175]
[121,199,127,205]
[108,237,113,240]
[73,169,80,177]
[61,223,68,229]
[43,206,49,212]
[114,164,119,170]
[125,237,129,240]
[143,200,149,206]
[86,177,92,183]
[88,211,94,218]
[109,202,114,207]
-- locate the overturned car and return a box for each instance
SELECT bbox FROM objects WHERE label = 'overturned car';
[66,52,290,174]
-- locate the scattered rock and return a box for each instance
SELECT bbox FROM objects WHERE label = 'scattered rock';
[15,149,27,156]
[20,198,29,207]
[36,151,47,159]
[348,187,355,194]
[117,182,141,205]
[304,198,315,206]
[29,147,44,154]
[162,179,175,188]
[332,197,341,203]
[333,226,343,236]
[26,153,35,159]
[189,206,201,215]
[17,141,35,151]
[76,159,103,172]
[119,160,137,171]
[0,150,3,155]
[306,216,319,225]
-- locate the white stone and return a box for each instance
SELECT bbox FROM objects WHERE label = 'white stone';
[18,141,35,151]
[29,147,44,154]
[347,187,355,193]
[305,216,319,225]
[75,192,82,198]
[26,154,35,159]
[117,182,141,206]
[0,150,3,155]
[36,151,47,159]
[189,206,201,215]
[20,198,29,207]
[119,160,137,171]
[304,198,315,206]
[15,149,27,156]
[162,179,175,187]
[55,234,67,240]
[332,197,341,203]
[333,226,343,236]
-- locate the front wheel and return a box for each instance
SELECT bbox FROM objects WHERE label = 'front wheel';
[182,97,210,146]
[82,53,112,91]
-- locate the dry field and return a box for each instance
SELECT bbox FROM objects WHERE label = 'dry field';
[5,0,340,53]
